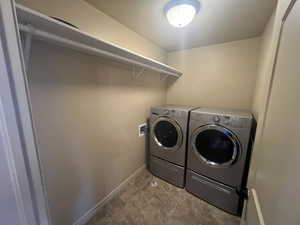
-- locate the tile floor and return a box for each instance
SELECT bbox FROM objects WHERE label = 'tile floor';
[87,168,240,225]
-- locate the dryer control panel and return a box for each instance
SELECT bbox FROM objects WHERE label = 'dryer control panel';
[151,108,184,118]
[192,113,253,129]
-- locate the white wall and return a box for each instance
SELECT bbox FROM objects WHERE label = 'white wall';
[0,34,36,225]
[166,38,261,110]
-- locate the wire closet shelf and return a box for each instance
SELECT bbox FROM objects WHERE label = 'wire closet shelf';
[16,4,183,79]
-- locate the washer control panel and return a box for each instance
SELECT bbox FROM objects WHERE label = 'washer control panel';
[212,115,229,124]
[210,114,249,128]
[162,109,170,115]
[153,109,183,118]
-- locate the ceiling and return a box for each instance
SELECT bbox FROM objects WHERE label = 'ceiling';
[85,0,277,51]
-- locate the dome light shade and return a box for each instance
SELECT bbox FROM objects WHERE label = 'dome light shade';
[164,0,200,28]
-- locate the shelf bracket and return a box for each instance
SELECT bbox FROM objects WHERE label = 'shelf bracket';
[132,65,145,80]
[22,25,34,73]
[160,73,169,81]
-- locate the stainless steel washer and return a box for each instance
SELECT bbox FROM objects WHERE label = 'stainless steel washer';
[151,117,183,153]
[186,107,256,215]
[148,105,198,187]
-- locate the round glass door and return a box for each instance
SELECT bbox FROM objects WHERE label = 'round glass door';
[152,117,182,150]
[192,125,239,167]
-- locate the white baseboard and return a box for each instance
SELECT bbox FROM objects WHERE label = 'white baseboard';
[252,189,266,225]
[72,164,146,225]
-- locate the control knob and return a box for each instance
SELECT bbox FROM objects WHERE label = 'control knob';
[213,115,220,123]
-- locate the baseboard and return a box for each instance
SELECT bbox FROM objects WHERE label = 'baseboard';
[240,189,266,225]
[252,189,266,225]
[72,164,146,225]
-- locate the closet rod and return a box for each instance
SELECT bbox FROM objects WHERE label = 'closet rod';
[18,23,180,78]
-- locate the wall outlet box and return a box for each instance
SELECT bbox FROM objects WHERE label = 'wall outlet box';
[139,123,147,137]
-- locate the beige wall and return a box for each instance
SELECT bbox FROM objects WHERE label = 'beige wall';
[166,38,261,110]
[252,1,300,223]
[249,0,291,188]
[15,1,168,225]
[28,41,166,225]
[247,11,278,188]
[251,13,277,120]
[243,0,297,225]
[16,1,266,225]
[16,0,166,62]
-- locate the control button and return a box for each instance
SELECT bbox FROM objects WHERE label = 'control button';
[224,116,231,125]
[164,110,170,115]
[213,115,220,123]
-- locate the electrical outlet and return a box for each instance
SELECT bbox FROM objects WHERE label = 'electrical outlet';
[139,123,147,137]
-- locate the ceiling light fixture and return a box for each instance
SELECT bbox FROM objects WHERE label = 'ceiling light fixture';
[164,0,200,28]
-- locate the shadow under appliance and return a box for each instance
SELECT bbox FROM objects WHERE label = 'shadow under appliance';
[186,108,256,215]
[148,105,197,187]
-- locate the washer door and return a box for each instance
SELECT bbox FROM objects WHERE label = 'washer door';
[192,125,240,167]
[151,117,183,151]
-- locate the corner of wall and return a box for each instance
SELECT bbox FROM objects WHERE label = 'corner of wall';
[15,0,167,63]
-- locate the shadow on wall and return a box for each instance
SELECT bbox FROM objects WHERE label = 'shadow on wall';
[28,40,166,225]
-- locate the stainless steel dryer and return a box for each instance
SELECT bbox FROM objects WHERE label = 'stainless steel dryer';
[148,105,197,187]
[186,107,256,215]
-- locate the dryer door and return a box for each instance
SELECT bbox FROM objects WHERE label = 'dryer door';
[192,125,240,168]
[151,117,183,151]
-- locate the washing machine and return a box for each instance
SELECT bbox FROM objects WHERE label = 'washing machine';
[148,105,197,187]
[186,108,256,215]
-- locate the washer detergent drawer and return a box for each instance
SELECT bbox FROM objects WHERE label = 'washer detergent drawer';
[186,170,242,215]
[149,156,185,188]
